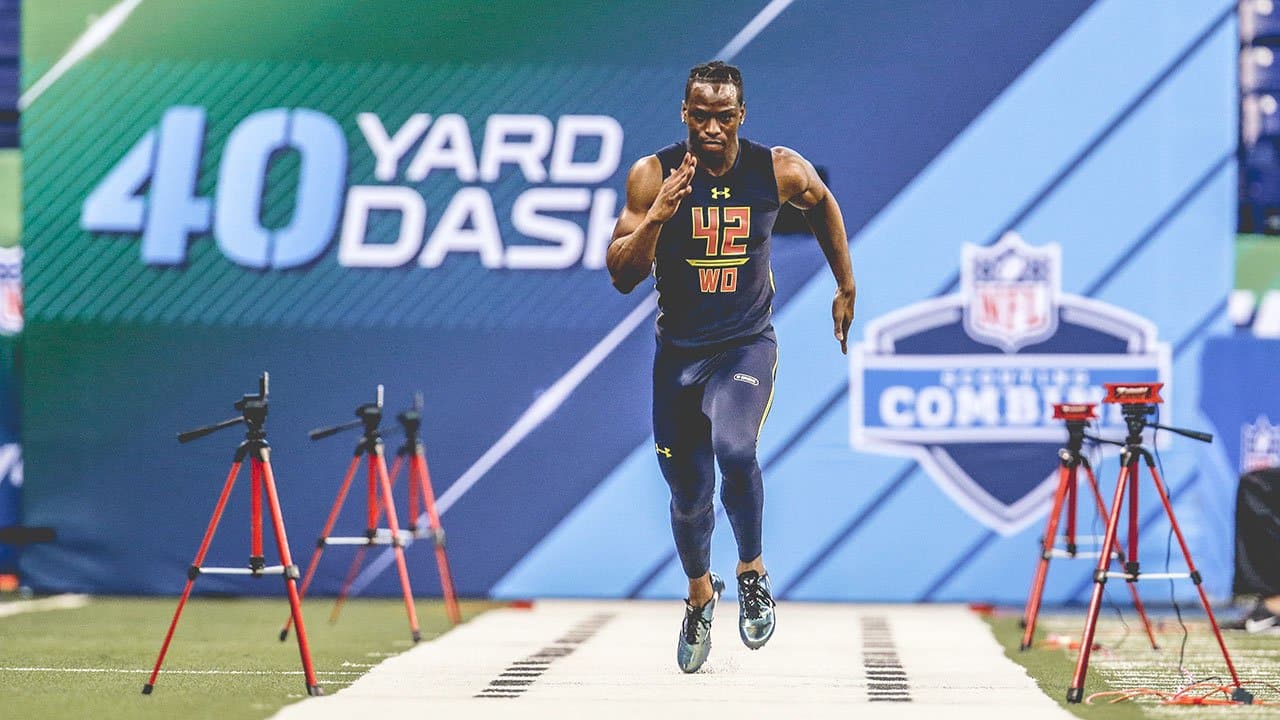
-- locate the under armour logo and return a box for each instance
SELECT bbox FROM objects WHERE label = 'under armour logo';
[711,187,731,199]
[655,444,672,458]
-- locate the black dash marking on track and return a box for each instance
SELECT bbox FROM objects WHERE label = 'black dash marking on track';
[474,612,615,699]
[861,616,912,703]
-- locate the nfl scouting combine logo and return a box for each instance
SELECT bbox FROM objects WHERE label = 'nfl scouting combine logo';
[850,233,1171,534]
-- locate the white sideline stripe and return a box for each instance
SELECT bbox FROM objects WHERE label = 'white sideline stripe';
[349,0,792,599]
[19,0,145,110]
[269,602,1072,718]
[0,593,89,617]
[716,0,797,60]
[0,667,361,676]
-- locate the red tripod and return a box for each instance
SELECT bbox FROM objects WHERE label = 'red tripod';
[280,385,421,644]
[1066,383,1251,705]
[1021,403,1157,652]
[144,373,321,696]
[327,394,461,626]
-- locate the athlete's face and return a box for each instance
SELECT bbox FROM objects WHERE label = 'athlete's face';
[682,82,745,158]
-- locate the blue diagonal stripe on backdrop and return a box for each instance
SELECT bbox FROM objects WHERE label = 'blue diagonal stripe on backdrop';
[774,463,917,598]
[636,4,1234,600]
[1174,298,1229,358]
[918,531,998,601]
[930,2,1234,298]
[1084,153,1234,297]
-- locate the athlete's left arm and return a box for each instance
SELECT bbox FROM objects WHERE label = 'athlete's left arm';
[774,146,856,354]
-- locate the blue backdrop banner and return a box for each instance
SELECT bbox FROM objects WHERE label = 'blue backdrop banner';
[21,0,1241,603]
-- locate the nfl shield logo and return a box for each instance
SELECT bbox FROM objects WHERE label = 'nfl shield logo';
[1241,415,1280,472]
[962,232,1058,352]
[850,232,1169,534]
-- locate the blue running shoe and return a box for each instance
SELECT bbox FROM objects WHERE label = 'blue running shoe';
[676,572,725,673]
[737,570,776,649]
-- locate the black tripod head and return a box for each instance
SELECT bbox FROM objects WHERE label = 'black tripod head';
[1053,403,1096,460]
[392,392,426,455]
[309,384,385,442]
[1089,382,1213,448]
[397,392,424,436]
[177,372,271,443]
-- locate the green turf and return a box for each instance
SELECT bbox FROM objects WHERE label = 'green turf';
[0,594,495,720]
[988,609,1280,718]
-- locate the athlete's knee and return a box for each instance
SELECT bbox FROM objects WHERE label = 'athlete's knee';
[714,436,759,479]
[670,494,714,525]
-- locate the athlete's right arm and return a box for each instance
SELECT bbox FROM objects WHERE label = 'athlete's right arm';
[607,152,697,294]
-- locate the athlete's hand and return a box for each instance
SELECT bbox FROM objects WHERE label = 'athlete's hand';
[833,285,856,354]
[646,152,696,223]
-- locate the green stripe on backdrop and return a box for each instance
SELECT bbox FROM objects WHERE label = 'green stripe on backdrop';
[25,1,765,67]
[1236,234,1280,294]
[0,150,17,249]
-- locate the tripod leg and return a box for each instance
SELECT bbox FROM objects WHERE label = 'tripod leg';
[331,546,368,624]
[1083,462,1158,650]
[144,461,242,694]
[413,450,461,625]
[1146,461,1245,689]
[391,456,417,530]
[258,455,323,697]
[1127,461,1140,578]
[366,457,378,533]
[281,456,362,642]
[327,459,408,619]
[374,450,421,642]
[1021,463,1071,651]
[326,458,410,619]
[1068,463,1131,703]
[251,460,264,571]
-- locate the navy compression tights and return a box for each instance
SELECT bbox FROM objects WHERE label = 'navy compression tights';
[652,332,777,580]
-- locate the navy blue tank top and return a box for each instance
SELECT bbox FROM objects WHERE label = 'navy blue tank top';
[653,139,780,349]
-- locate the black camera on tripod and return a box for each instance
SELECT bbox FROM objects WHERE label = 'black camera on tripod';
[178,372,271,443]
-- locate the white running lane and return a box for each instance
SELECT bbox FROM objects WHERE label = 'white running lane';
[272,602,1071,719]
[0,594,89,617]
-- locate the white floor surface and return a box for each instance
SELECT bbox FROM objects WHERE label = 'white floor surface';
[272,601,1071,719]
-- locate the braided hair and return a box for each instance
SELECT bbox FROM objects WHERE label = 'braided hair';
[686,61,744,105]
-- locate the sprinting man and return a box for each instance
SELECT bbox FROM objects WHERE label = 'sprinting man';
[607,60,856,673]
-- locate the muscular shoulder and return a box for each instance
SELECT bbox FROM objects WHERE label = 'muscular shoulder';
[624,155,663,208]
[771,146,809,190]
[771,146,821,207]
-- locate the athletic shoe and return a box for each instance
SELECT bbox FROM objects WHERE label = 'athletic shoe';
[1246,606,1280,634]
[737,569,776,649]
[676,572,725,673]
[1223,599,1280,633]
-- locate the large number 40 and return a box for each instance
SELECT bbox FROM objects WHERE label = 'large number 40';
[81,105,348,268]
